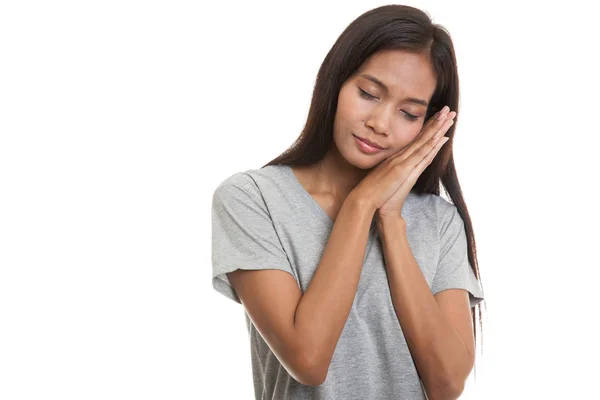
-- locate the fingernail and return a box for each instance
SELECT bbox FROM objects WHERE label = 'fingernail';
[436,136,448,146]
[437,106,448,120]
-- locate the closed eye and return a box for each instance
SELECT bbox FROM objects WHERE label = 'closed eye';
[358,88,376,100]
[358,88,419,122]
[402,111,419,121]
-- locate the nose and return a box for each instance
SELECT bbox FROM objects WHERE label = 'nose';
[365,103,391,135]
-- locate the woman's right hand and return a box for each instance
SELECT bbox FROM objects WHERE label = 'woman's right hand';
[350,105,456,214]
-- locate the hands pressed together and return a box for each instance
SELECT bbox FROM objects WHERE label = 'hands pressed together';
[352,105,457,222]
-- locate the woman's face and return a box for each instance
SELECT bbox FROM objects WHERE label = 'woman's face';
[333,49,438,169]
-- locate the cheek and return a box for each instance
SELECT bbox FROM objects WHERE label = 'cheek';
[348,96,370,116]
[338,88,367,117]
[388,124,424,149]
[334,101,360,133]
[410,124,423,139]
[401,120,424,138]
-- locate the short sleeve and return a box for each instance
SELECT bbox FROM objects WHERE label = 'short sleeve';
[431,204,484,308]
[211,173,296,304]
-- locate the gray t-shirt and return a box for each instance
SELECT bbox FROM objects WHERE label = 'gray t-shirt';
[212,164,484,399]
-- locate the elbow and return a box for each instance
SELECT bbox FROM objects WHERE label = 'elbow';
[426,352,472,399]
[302,373,326,387]
[295,350,327,387]
[446,379,466,399]
[426,379,465,400]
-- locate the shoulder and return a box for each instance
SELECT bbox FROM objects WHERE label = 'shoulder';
[213,165,285,202]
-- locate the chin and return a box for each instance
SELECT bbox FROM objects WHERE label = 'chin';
[343,146,384,170]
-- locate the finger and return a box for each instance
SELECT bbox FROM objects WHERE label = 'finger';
[429,117,455,144]
[401,110,455,160]
[388,132,448,191]
[422,110,456,141]
[405,118,454,166]
[419,108,455,140]
[424,136,450,165]
[407,136,450,182]
[386,108,455,169]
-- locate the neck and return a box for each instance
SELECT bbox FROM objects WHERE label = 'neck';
[310,146,370,199]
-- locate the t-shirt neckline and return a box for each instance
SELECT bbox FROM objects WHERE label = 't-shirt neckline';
[281,164,335,226]
[279,164,377,233]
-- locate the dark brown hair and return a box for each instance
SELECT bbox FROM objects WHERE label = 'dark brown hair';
[262,4,486,376]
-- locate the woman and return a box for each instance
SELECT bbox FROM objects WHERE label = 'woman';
[212,4,485,399]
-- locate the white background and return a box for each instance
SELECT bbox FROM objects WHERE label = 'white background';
[1,0,598,399]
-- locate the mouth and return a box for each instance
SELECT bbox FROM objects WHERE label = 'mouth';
[353,134,386,154]
[353,134,385,150]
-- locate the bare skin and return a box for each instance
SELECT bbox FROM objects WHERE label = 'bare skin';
[227,49,461,388]
[290,149,353,222]
[292,49,445,221]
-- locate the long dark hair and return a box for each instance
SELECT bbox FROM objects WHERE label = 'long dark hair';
[262,4,486,376]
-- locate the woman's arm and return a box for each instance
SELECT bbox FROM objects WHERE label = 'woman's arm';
[228,192,375,386]
[377,216,475,400]
[294,192,374,384]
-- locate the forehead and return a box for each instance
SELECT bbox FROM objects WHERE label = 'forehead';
[354,49,437,99]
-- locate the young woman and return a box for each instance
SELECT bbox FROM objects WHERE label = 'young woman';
[212,5,485,399]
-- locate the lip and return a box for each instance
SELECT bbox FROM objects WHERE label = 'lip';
[354,135,385,154]
[353,135,385,149]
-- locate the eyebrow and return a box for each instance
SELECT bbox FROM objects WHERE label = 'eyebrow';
[359,74,429,107]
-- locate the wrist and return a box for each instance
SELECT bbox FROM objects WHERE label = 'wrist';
[375,208,405,221]
[376,214,407,236]
[346,190,377,216]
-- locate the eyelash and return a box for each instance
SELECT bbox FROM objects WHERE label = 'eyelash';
[358,88,419,121]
